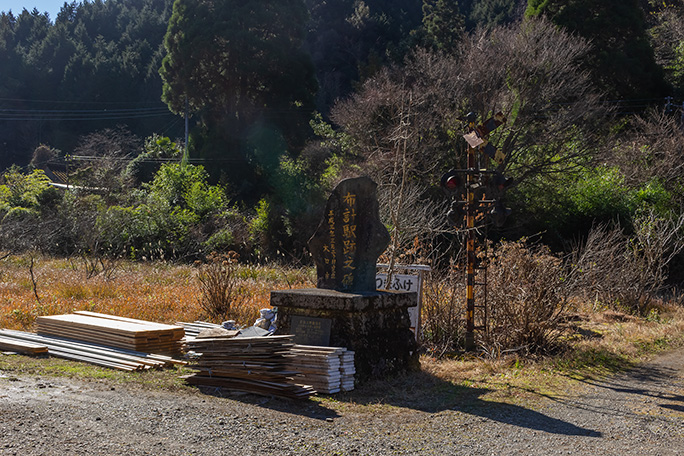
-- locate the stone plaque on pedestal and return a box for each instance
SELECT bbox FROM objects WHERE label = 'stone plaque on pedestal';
[272,176,419,381]
[290,315,332,346]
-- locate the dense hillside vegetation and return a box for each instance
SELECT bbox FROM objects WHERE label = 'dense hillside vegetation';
[1,0,684,353]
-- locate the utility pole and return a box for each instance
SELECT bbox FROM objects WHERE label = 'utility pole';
[183,96,189,167]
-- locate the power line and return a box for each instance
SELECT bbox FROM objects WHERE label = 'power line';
[0,107,169,114]
[0,111,175,122]
[0,96,165,106]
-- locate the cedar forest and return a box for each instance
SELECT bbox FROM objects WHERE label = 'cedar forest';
[1,0,684,354]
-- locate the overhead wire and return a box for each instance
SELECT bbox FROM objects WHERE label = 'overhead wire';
[0,96,679,123]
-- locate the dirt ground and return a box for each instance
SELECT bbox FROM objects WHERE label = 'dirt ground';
[1,348,683,455]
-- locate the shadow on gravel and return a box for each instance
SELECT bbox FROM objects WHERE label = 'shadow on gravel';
[660,403,684,413]
[345,370,602,437]
[192,385,341,421]
[573,363,684,402]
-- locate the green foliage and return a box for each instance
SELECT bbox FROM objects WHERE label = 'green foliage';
[513,164,679,247]
[513,165,634,243]
[566,167,634,219]
[184,181,225,219]
[126,134,182,184]
[96,199,196,259]
[91,163,228,259]
[469,0,521,28]
[249,199,271,244]
[0,167,52,214]
[421,0,465,52]
[203,229,235,254]
[668,41,684,92]
[146,163,223,211]
[646,1,684,96]
[525,0,670,99]
[632,179,675,216]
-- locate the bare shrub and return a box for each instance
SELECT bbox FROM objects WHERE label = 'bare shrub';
[79,255,121,280]
[72,126,141,194]
[612,110,684,206]
[195,251,242,322]
[479,241,569,357]
[420,266,465,357]
[572,211,684,314]
[332,17,609,188]
[30,144,58,168]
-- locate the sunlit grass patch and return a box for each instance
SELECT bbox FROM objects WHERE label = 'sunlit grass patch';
[0,354,197,391]
[0,254,314,330]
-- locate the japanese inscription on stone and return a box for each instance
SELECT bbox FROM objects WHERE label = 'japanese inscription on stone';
[290,315,332,346]
[309,176,390,292]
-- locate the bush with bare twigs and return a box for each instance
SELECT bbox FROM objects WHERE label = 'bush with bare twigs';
[478,241,570,357]
[420,266,465,357]
[195,251,244,322]
[571,211,684,315]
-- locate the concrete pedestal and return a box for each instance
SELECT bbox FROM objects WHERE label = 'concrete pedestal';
[271,288,419,381]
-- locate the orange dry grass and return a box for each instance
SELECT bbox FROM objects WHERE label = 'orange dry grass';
[0,255,314,330]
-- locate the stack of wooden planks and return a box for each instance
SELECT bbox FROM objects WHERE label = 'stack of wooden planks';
[36,311,185,357]
[0,329,184,371]
[0,333,48,355]
[286,345,355,394]
[340,350,355,392]
[185,334,315,399]
[177,321,223,339]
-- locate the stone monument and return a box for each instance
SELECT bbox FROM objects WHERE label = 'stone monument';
[271,176,419,381]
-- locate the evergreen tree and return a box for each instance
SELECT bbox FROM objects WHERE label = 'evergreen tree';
[526,0,670,100]
[160,0,318,190]
[421,0,465,52]
[304,0,423,113]
[469,0,524,28]
[0,0,178,170]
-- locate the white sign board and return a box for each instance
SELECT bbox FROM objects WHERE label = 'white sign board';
[376,273,422,335]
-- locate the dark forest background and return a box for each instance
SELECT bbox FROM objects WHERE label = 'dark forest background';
[1,0,683,272]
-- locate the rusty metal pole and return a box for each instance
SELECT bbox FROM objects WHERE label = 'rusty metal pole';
[465,145,476,351]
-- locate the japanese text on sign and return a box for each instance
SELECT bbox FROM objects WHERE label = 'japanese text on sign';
[341,192,357,288]
[375,273,418,292]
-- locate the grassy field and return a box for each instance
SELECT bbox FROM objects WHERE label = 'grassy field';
[1,253,684,407]
[0,254,315,331]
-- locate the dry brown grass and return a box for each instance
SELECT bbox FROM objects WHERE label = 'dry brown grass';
[0,254,314,330]
[416,300,684,403]
[566,302,684,361]
[2,253,683,406]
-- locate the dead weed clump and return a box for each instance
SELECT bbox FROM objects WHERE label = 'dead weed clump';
[479,241,569,357]
[195,251,245,323]
[570,212,684,315]
[420,266,465,357]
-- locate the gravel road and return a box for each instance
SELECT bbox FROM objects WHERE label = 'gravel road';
[1,348,683,455]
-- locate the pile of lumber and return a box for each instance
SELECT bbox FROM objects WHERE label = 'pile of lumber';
[36,311,185,357]
[339,349,355,392]
[286,345,355,394]
[0,333,48,355]
[0,329,184,371]
[185,334,315,399]
[178,321,223,339]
